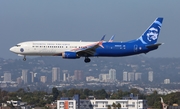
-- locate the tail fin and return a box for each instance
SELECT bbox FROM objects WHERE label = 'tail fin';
[138,17,163,44]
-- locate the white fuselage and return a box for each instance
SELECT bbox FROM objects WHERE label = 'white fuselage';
[10,41,97,56]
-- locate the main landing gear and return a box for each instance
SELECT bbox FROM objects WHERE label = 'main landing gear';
[23,56,26,61]
[84,57,91,63]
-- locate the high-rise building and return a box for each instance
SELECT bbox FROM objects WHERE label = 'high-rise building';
[17,77,23,84]
[135,73,142,81]
[63,70,69,82]
[33,73,39,83]
[4,72,11,82]
[109,69,116,81]
[99,74,103,80]
[74,70,83,81]
[52,67,60,82]
[128,72,134,81]
[40,76,47,83]
[123,72,128,81]
[63,73,69,82]
[30,71,34,83]
[164,79,170,84]
[99,74,109,82]
[22,69,28,84]
[148,71,153,82]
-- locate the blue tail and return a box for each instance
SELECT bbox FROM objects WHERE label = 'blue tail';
[138,17,163,45]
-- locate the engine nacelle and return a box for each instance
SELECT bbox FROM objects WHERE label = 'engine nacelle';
[62,51,80,59]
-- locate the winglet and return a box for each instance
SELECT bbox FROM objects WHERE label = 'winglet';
[109,35,115,42]
[99,35,106,48]
[101,34,106,41]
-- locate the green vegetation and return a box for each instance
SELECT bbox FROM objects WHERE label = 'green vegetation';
[0,88,180,108]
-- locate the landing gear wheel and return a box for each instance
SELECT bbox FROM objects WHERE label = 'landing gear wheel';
[84,57,91,63]
[23,56,26,61]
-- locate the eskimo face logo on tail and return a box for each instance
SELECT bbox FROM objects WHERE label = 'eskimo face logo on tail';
[138,18,163,45]
[139,21,161,44]
[147,27,158,42]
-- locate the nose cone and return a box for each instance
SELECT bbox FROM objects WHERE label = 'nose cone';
[10,47,13,52]
[9,47,15,53]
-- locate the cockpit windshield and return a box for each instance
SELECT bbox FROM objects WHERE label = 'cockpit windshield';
[15,45,21,47]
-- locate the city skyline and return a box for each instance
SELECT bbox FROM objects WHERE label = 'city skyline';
[0,56,180,95]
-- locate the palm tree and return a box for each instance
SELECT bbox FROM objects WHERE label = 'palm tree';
[112,102,116,109]
[117,103,121,109]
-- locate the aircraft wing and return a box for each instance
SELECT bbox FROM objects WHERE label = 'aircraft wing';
[72,35,105,56]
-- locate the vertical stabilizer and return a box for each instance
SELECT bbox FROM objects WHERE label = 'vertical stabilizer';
[138,17,163,45]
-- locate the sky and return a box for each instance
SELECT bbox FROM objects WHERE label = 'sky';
[0,0,180,59]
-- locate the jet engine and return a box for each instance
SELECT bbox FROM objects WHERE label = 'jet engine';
[62,51,80,59]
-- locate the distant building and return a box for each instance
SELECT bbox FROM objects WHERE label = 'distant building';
[62,70,69,82]
[164,79,170,84]
[148,71,153,82]
[3,72,11,82]
[17,77,23,84]
[74,70,83,81]
[33,73,39,83]
[40,76,47,83]
[128,72,134,81]
[99,74,103,81]
[135,73,142,81]
[22,69,28,84]
[52,67,60,82]
[99,74,109,82]
[123,71,128,81]
[63,73,69,82]
[109,69,116,81]
[86,76,99,82]
[30,71,34,83]
[6,100,28,108]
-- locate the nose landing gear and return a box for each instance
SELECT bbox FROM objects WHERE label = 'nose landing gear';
[23,56,26,61]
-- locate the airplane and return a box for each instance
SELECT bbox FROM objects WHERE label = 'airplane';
[10,17,163,63]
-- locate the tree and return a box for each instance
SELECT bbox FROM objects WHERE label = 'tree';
[130,88,140,95]
[94,89,108,99]
[112,102,116,109]
[84,89,90,96]
[16,88,26,97]
[107,105,111,109]
[117,103,121,109]
[0,90,8,102]
[52,87,59,101]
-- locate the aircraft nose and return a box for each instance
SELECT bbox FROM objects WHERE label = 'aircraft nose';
[9,47,15,52]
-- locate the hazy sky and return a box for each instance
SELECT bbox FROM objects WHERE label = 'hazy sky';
[1,0,180,59]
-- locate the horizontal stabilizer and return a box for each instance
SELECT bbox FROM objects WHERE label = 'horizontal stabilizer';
[146,43,163,49]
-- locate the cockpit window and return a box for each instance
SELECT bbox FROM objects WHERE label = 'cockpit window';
[15,45,21,47]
